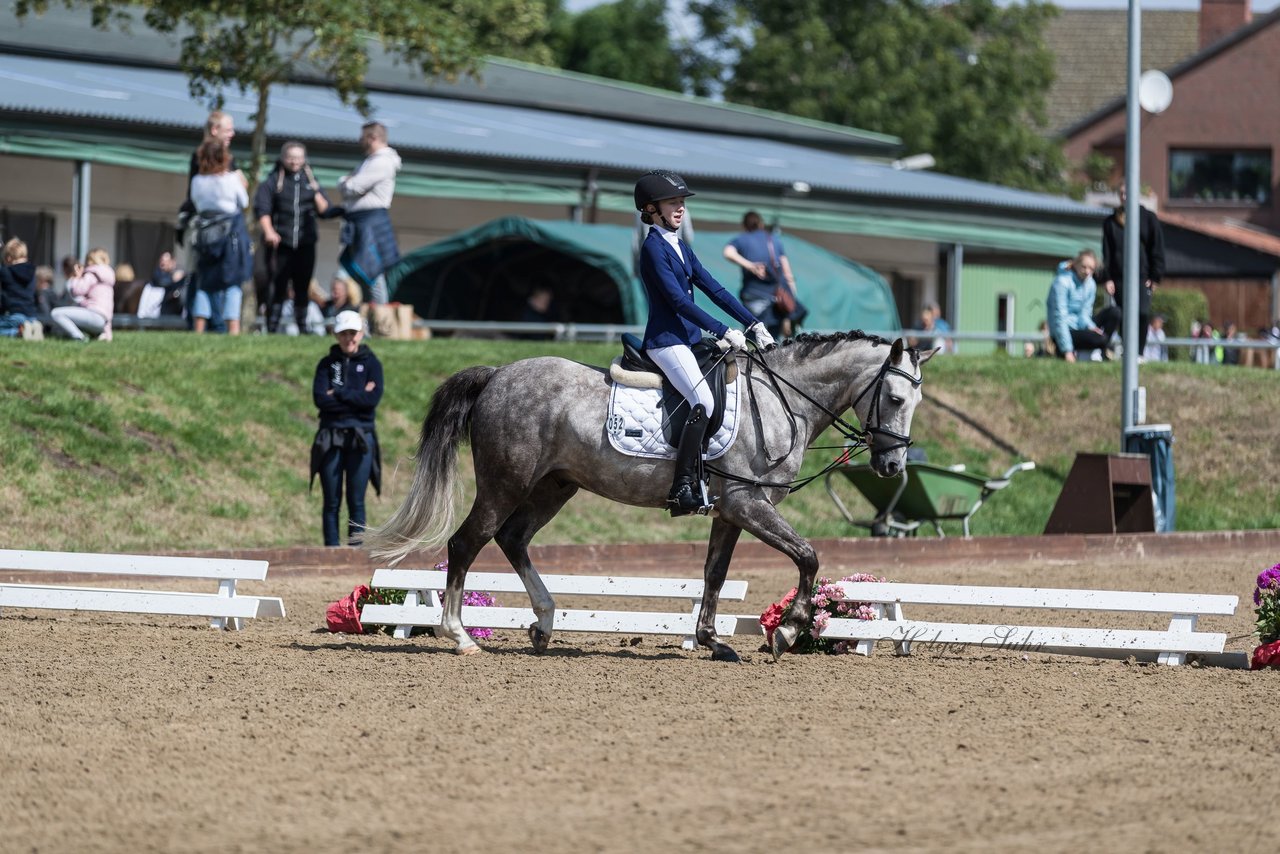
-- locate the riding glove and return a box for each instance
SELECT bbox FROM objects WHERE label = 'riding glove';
[749,322,776,347]
[717,328,748,352]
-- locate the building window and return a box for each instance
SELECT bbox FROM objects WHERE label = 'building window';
[1168,149,1272,204]
[115,218,177,277]
[0,209,56,267]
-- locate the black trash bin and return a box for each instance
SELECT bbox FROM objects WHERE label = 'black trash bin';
[1123,424,1175,532]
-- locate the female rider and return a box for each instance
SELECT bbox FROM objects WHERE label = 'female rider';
[634,170,774,516]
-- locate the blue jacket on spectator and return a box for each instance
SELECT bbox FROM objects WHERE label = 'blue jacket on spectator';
[1047,260,1097,355]
[339,209,399,300]
[313,342,384,430]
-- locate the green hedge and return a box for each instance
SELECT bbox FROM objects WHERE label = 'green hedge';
[1152,287,1209,361]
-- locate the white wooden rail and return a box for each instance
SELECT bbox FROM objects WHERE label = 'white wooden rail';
[825,581,1238,666]
[0,549,286,630]
[361,569,748,648]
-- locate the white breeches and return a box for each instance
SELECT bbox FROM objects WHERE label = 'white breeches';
[646,344,715,417]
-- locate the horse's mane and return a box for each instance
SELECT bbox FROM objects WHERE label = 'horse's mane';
[760,329,920,367]
[774,330,891,350]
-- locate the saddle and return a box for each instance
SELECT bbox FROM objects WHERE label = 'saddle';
[614,333,733,446]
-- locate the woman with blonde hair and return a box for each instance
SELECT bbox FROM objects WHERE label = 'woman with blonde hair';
[51,247,115,341]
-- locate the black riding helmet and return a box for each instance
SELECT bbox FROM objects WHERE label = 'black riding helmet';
[633,170,695,212]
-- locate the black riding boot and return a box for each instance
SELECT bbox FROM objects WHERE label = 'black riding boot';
[668,404,711,517]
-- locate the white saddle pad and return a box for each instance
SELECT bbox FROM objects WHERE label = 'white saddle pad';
[605,373,741,460]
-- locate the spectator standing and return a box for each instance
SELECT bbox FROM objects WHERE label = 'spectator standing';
[723,210,798,339]
[310,310,383,547]
[1100,183,1166,357]
[180,112,237,226]
[177,112,237,330]
[1,237,42,339]
[189,140,252,335]
[254,141,338,334]
[1046,250,1121,363]
[338,122,401,306]
[1143,314,1168,362]
[50,247,115,341]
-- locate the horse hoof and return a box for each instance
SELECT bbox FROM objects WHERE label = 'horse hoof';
[528,625,550,654]
[771,627,796,662]
[456,644,482,656]
[711,646,741,664]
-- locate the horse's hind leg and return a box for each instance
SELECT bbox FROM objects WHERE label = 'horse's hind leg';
[696,517,743,663]
[494,477,579,654]
[442,492,525,655]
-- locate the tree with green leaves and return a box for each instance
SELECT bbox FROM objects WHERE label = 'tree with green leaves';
[16,0,552,195]
[541,0,717,96]
[688,0,1069,192]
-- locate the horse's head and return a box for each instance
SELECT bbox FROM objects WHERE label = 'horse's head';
[855,338,936,478]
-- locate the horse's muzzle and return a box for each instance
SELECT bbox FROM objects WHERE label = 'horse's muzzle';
[869,451,904,478]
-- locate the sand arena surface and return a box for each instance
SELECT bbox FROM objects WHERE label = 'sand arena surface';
[2,547,1275,853]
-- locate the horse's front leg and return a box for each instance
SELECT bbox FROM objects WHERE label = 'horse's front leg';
[696,518,743,663]
[720,499,819,661]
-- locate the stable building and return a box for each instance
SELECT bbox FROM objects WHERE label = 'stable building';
[1,6,1105,339]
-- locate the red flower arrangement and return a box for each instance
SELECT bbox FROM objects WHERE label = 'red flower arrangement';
[760,573,885,654]
[324,562,495,639]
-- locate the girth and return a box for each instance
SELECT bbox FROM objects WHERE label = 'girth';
[619,333,730,445]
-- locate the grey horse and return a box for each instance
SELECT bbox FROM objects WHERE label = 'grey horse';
[367,332,935,661]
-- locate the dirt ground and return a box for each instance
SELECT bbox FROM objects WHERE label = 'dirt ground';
[2,545,1276,853]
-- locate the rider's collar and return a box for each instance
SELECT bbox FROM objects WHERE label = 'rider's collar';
[652,224,684,259]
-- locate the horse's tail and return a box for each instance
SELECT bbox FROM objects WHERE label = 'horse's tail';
[365,365,497,564]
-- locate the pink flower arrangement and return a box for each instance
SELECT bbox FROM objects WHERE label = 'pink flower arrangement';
[760,573,885,654]
[1250,563,1280,670]
[335,561,497,640]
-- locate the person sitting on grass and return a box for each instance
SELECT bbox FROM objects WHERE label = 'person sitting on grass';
[0,237,42,339]
[51,247,116,342]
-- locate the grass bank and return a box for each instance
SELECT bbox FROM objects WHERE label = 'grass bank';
[2,333,1276,552]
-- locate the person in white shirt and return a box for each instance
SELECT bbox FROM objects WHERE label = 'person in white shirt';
[188,141,251,334]
[337,122,402,305]
[1143,314,1168,362]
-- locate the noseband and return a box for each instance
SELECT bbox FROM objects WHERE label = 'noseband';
[850,356,923,454]
[707,347,923,493]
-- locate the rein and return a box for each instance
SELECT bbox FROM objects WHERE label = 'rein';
[705,345,922,494]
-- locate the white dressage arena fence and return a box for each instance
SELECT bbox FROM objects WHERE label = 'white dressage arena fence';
[360,568,747,649]
[823,581,1240,666]
[0,549,286,630]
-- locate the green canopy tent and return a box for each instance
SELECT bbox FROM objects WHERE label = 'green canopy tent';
[386,216,901,332]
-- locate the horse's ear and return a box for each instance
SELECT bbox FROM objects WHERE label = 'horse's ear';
[917,346,941,365]
[891,337,905,363]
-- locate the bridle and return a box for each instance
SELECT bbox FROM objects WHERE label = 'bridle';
[848,353,923,455]
[704,345,923,493]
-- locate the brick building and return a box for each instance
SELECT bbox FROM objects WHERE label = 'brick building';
[1060,0,1280,330]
